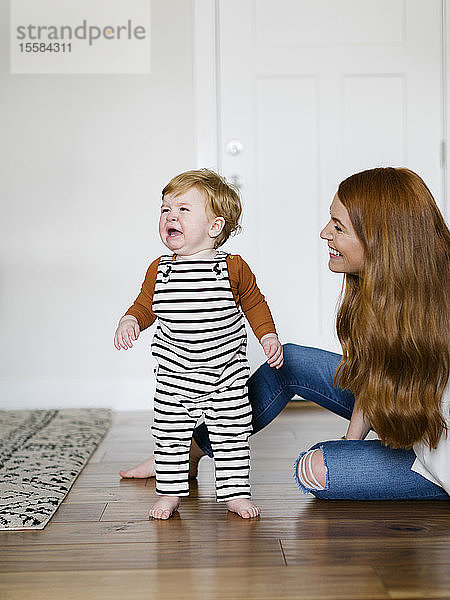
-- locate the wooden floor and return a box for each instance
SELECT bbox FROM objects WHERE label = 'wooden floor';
[1,403,450,600]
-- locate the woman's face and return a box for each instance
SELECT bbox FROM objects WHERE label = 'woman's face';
[320,194,365,275]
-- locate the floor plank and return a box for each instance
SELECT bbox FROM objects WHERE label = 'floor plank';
[3,515,448,547]
[281,538,450,567]
[0,539,285,572]
[375,564,450,598]
[100,498,311,521]
[51,503,106,523]
[0,566,389,599]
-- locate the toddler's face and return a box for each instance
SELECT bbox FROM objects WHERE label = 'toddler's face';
[159,187,223,255]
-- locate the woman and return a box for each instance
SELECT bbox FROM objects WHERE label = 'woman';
[121,167,449,501]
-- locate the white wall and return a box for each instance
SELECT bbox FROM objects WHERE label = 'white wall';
[1,1,449,412]
[0,0,196,410]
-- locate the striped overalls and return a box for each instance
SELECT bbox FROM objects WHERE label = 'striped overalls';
[151,252,253,502]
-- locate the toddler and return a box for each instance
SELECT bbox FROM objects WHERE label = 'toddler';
[114,169,283,519]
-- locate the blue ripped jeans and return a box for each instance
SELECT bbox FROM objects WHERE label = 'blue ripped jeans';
[193,343,449,500]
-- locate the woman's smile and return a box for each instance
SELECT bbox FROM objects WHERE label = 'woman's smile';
[328,245,343,258]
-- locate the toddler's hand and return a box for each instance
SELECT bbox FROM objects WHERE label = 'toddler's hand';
[261,334,284,369]
[114,316,140,350]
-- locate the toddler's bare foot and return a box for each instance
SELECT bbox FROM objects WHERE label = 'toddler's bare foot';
[119,438,205,479]
[119,457,156,479]
[226,498,260,519]
[149,496,180,520]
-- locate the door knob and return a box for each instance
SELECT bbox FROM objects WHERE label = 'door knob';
[226,139,244,156]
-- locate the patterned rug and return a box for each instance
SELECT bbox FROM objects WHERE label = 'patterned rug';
[0,408,113,530]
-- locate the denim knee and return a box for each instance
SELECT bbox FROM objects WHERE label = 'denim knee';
[282,344,330,381]
[294,439,450,501]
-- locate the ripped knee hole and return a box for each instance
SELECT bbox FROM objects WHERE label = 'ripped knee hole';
[296,449,326,491]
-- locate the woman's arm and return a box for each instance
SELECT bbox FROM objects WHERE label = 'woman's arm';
[344,403,371,440]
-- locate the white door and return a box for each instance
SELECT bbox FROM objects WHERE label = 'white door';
[217,0,444,357]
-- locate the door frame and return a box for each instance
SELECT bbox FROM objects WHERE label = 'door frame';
[193,0,220,170]
[444,0,449,219]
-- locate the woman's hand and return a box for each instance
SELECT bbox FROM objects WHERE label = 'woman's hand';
[114,316,140,350]
[260,334,284,369]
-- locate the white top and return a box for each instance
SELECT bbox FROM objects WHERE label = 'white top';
[411,379,450,495]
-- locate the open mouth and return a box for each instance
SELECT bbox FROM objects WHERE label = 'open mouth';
[167,227,183,238]
[329,246,342,257]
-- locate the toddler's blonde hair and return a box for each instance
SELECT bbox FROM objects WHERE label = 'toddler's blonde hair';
[162,169,242,248]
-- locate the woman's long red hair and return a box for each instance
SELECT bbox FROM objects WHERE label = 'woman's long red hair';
[335,167,449,449]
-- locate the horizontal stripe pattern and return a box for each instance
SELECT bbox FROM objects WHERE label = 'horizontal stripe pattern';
[151,253,253,502]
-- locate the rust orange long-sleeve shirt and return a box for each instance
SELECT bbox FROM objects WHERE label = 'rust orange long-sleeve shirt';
[123,254,277,341]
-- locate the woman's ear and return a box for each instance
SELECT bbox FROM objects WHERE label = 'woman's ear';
[209,216,226,239]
